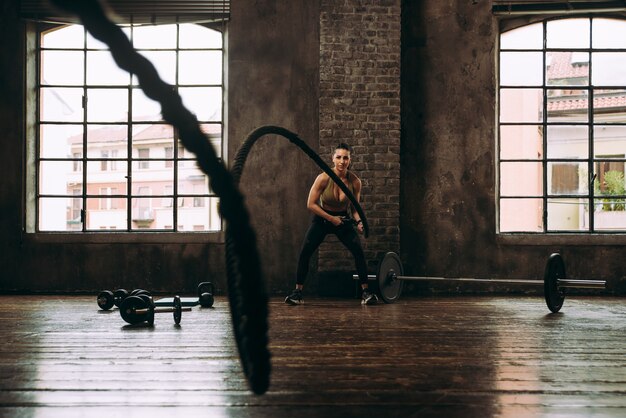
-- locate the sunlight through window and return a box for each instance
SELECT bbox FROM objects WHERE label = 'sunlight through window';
[498,18,626,233]
[33,23,223,232]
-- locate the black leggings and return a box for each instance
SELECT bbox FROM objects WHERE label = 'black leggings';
[296,211,369,286]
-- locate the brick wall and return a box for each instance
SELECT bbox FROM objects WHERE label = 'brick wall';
[318,0,401,273]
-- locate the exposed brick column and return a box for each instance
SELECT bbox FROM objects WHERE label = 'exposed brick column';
[318,0,401,273]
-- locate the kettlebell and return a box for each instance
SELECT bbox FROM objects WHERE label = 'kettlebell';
[197,281,214,308]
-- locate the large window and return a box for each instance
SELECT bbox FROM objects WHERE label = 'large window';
[498,17,626,233]
[27,23,224,232]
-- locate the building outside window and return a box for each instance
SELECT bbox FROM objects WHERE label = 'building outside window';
[28,22,224,232]
[498,17,626,233]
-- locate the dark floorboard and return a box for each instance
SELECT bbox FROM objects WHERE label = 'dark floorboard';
[0,294,624,417]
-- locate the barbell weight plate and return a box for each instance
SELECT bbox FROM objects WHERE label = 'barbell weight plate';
[197,282,214,299]
[113,289,129,308]
[138,294,152,306]
[130,289,151,297]
[173,295,182,324]
[97,290,115,310]
[119,295,149,325]
[147,297,155,326]
[377,252,404,303]
[544,253,566,313]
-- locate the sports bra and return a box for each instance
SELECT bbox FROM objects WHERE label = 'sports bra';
[320,172,354,210]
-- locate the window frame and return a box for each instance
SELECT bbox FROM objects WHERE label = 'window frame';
[23,21,226,243]
[497,15,626,243]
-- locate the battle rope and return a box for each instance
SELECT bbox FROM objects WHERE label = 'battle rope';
[50,0,270,394]
[232,126,370,238]
[224,127,370,393]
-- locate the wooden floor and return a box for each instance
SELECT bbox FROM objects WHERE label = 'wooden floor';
[0,294,624,417]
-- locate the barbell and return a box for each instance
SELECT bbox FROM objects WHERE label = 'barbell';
[354,252,606,313]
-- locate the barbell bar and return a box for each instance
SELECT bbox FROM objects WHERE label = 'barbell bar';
[353,252,606,313]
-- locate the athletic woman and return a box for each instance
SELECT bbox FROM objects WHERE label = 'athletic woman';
[285,143,377,306]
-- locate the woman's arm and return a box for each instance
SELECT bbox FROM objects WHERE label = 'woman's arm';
[350,175,364,233]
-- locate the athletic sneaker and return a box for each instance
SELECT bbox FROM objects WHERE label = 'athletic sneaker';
[284,289,304,305]
[361,290,378,305]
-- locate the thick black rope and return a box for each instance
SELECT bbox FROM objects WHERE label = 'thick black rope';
[232,126,369,238]
[224,126,369,390]
[49,0,271,395]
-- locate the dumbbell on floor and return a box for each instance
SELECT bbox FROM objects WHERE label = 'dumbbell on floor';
[119,294,191,325]
[97,288,151,310]
[153,282,215,308]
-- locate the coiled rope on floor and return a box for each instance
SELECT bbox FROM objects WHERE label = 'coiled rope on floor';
[50,0,270,395]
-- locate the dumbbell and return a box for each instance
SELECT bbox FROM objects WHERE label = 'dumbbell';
[119,294,191,325]
[155,282,215,308]
[97,288,151,310]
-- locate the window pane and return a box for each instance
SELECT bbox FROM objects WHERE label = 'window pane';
[39,161,79,195]
[87,125,129,158]
[547,125,588,159]
[548,162,588,195]
[42,25,84,48]
[85,197,127,230]
[594,160,625,196]
[133,24,177,49]
[177,197,221,231]
[39,197,82,231]
[41,87,84,122]
[87,51,130,85]
[547,18,590,49]
[500,88,543,123]
[86,89,128,122]
[179,87,222,121]
[179,163,209,194]
[593,91,626,123]
[41,51,84,85]
[500,52,543,86]
[594,125,626,157]
[499,198,543,232]
[130,197,174,230]
[40,124,83,159]
[132,89,162,121]
[592,18,626,49]
[592,53,626,86]
[500,23,542,50]
[132,124,174,153]
[131,197,154,229]
[547,89,588,122]
[547,198,589,231]
[133,51,176,85]
[86,161,128,193]
[179,24,222,49]
[500,162,542,196]
[594,208,626,230]
[500,125,543,160]
[546,51,589,87]
[594,167,626,229]
[179,51,222,84]
[131,166,173,194]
